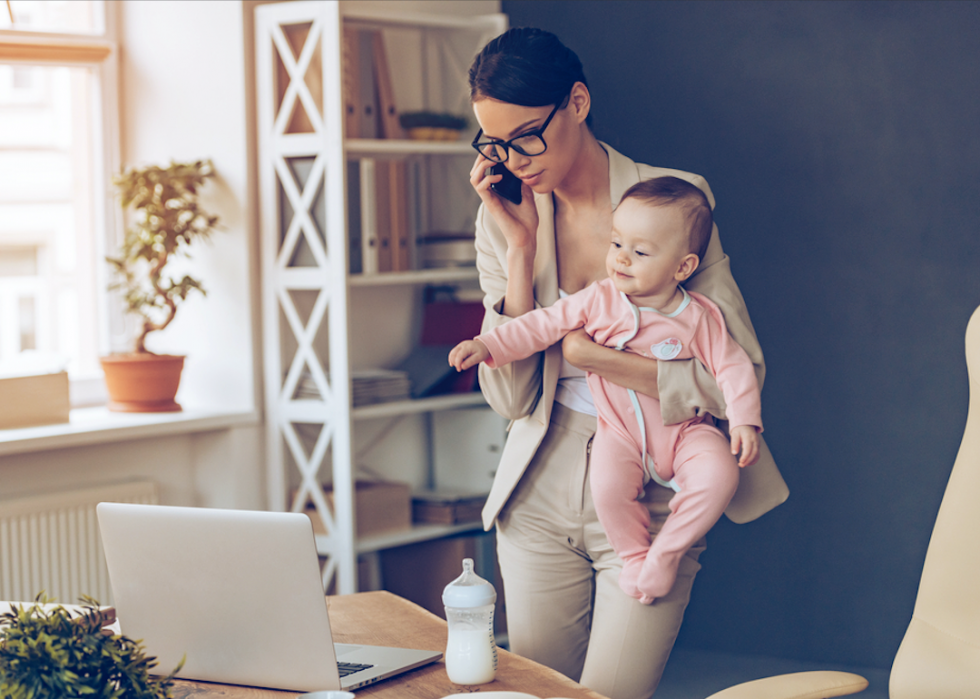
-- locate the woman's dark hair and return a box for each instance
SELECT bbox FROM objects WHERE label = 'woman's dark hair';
[469,27,591,124]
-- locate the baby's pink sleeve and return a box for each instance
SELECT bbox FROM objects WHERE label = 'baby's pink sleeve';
[689,294,763,431]
[478,286,595,369]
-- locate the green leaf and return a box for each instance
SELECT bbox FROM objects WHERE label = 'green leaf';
[0,596,182,698]
[106,159,220,353]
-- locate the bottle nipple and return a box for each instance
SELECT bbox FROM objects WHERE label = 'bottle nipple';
[443,558,496,608]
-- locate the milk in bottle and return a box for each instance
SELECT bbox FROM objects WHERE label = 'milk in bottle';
[442,558,497,685]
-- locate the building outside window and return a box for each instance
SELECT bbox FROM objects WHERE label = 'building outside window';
[0,0,118,404]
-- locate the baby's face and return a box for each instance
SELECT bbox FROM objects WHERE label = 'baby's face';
[606,198,693,301]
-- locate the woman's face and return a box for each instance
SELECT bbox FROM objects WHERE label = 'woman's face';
[471,92,585,195]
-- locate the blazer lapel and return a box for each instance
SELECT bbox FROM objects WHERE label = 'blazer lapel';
[533,191,559,307]
[604,142,643,212]
[528,146,640,427]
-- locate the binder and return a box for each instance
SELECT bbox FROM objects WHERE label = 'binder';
[358,158,409,274]
[374,159,393,272]
[407,158,423,270]
[342,28,402,140]
[356,29,379,138]
[389,159,411,271]
[341,27,360,138]
[359,158,378,274]
[372,31,404,139]
[346,160,362,273]
[345,28,410,274]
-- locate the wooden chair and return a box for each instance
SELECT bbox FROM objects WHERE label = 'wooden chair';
[708,304,980,699]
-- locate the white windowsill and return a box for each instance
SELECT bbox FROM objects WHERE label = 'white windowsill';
[0,405,261,457]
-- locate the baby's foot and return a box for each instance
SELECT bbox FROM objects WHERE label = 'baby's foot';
[618,554,647,601]
[637,549,682,601]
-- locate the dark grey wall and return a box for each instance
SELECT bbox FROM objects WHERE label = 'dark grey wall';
[501,0,980,669]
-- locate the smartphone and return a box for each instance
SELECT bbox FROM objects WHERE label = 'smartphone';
[489,163,522,205]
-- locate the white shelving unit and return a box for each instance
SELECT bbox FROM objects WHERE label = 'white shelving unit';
[255,1,507,594]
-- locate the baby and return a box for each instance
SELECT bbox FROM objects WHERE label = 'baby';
[449,176,762,604]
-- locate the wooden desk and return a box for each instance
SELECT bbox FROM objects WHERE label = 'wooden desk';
[169,591,608,699]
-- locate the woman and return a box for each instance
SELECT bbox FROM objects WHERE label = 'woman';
[467,28,788,699]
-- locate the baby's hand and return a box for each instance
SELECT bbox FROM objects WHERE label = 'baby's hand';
[730,425,760,467]
[448,340,491,372]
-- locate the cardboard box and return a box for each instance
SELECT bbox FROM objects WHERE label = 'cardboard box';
[303,480,412,538]
[0,371,70,429]
[412,491,487,525]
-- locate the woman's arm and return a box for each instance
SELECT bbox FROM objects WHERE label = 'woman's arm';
[471,157,548,421]
[562,320,731,423]
[468,155,539,319]
[561,329,660,398]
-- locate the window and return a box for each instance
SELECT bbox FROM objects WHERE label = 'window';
[0,0,117,405]
[1,1,100,34]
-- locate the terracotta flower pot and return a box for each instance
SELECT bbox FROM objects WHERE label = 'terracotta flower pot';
[100,353,185,413]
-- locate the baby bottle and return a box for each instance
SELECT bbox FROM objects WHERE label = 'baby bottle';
[442,557,498,685]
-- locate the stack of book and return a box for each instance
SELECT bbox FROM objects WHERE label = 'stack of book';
[350,369,411,407]
[295,369,410,406]
[417,231,477,268]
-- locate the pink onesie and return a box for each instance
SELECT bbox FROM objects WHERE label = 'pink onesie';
[477,278,762,601]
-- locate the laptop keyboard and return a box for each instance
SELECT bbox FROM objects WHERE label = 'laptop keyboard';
[337,661,374,678]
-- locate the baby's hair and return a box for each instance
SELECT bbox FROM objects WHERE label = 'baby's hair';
[620,177,713,262]
[468,27,592,126]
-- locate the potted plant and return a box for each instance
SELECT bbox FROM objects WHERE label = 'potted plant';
[0,596,182,698]
[101,159,219,412]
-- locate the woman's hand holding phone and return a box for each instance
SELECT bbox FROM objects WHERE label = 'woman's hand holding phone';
[489,163,523,204]
[470,153,538,253]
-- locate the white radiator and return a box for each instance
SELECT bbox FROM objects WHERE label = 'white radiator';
[0,481,158,605]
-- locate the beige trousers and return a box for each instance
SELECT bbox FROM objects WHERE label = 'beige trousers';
[496,403,705,699]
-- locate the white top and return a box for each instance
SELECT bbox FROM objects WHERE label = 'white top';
[552,289,599,417]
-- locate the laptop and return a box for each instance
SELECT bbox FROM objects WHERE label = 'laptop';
[96,502,442,692]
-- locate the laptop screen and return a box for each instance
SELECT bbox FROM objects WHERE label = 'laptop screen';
[97,503,342,692]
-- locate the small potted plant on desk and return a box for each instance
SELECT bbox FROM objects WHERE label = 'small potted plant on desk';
[100,160,219,413]
[0,596,182,697]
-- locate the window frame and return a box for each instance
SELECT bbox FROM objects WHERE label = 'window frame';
[0,1,120,407]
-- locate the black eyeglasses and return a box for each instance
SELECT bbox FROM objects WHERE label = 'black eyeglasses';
[471,100,563,163]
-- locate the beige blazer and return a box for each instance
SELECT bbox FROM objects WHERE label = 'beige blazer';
[476,143,789,530]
